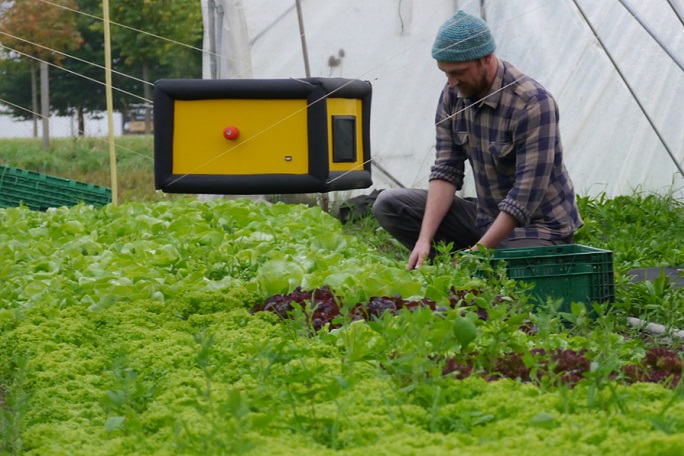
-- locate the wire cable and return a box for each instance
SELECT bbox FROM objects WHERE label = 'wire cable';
[0,43,151,104]
[0,30,151,87]
[36,0,246,67]
[0,96,154,161]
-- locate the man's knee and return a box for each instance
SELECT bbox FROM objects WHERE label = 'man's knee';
[372,189,394,228]
[372,188,399,216]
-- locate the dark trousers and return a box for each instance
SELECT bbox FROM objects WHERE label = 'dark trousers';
[372,188,572,253]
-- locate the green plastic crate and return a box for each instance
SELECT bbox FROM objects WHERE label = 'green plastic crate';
[0,165,112,211]
[491,244,615,313]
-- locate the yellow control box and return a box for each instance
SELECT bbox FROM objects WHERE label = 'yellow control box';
[154,78,372,194]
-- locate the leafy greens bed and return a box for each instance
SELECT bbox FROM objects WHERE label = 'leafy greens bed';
[1,196,684,455]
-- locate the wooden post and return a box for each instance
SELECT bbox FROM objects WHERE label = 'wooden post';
[102,0,119,206]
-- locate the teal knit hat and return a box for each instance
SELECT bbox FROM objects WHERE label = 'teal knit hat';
[432,10,496,62]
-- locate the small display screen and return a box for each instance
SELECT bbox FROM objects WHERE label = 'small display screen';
[332,116,357,163]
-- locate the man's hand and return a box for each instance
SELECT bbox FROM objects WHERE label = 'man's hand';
[406,180,457,270]
[407,239,431,270]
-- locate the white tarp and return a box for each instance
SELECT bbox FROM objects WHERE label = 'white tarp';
[202,0,684,199]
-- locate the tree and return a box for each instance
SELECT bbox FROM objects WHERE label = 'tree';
[49,0,202,136]
[0,0,82,148]
[51,0,108,135]
[106,0,203,133]
[0,56,33,120]
[0,0,203,138]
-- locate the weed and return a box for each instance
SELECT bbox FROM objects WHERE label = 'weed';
[100,355,157,434]
[0,355,29,455]
[174,330,257,455]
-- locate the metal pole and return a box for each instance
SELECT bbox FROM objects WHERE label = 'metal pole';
[371,160,406,188]
[618,0,684,72]
[571,0,684,180]
[294,1,323,208]
[208,0,217,79]
[216,3,224,78]
[295,0,311,78]
[666,0,684,27]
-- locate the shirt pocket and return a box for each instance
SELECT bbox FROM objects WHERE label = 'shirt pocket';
[488,142,516,174]
[453,131,468,145]
[489,141,514,158]
[453,131,470,157]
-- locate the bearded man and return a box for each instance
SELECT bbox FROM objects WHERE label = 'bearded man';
[373,10,583,269]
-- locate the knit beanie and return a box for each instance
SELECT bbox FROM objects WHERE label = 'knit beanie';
[431,10,496,62]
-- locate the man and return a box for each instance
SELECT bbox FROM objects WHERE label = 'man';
[373,10,583,270]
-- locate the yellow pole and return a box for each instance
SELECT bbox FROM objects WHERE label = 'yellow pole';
[102,0,118,206]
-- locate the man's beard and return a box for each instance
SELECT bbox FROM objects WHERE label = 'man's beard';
[458,63,490,101]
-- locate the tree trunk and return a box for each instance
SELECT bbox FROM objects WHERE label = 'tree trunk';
[30,61,38,138]
[142,61,152,134]
[78,105,85,136]
[40,61,50,150]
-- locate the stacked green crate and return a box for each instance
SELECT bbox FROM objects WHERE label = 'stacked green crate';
[0,165,112,211]
[491,244,615,313]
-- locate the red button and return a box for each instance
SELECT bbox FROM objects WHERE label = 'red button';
[223,126,240,140]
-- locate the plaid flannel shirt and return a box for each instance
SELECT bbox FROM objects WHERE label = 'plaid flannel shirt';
[431,59,583,241]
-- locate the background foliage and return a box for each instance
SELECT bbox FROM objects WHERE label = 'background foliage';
[0,0,202,134]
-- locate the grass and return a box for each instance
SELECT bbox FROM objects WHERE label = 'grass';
[0,135,171,202]
[575,193,684,270]
[0,136,339,205]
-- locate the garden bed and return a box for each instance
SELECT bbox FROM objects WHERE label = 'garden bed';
[1,195,684,455]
